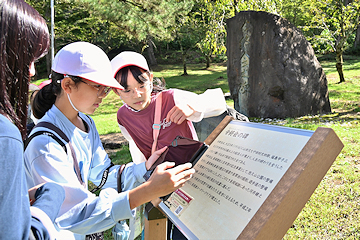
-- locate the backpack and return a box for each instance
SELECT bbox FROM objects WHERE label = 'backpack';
[25,121,128,240]
[24,121,113,193]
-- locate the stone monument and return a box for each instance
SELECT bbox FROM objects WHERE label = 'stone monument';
[226,11,331,118]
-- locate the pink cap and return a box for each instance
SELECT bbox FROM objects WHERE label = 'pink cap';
[38,80,52,89]
[110,51,150,78]
[52,42,124,90]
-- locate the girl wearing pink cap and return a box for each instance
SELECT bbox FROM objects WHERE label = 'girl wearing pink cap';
[111,51,227,239]
[111,51,227,164]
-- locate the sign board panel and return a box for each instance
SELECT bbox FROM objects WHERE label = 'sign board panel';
[159,118,343,240]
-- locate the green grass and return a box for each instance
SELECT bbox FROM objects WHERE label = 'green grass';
[152,63,229,94]
[32,56,360,239]
[251,55,360,239]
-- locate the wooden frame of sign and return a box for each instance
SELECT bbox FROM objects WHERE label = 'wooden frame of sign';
[238,123,343,239]
[156,116,343,240]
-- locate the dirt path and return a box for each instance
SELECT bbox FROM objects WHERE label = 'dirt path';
[99,132,128,155]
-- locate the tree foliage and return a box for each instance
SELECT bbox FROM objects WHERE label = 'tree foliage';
[27,0,128,52]
[306,0,360,82]
[76,0,193,42]
[195,0,230,68]
[236,0,280,13]
[279,0,315,27]
[26,0,360,80]
[172,6,207,74]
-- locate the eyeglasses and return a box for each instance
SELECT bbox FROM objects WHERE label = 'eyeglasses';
[78,79,111,97]
[113,81,152,98]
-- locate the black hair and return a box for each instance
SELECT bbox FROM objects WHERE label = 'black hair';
[114,66,166,93]
[32,71,82,119]
[0,0,50,140]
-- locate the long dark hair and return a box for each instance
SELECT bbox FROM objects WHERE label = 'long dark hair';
[115,66,166,93]
[0,0,49,140]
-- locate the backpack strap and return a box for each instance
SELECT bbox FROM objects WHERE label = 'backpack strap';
[90,162,114,193]
[25,121,113,191]
[117,164,126,193]
[28,122,85,187]
[24,122,86,187]
[25,131,66,153]
[36,122,69,142]
[151,92,162,154]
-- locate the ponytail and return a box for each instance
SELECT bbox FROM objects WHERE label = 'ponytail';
[32,71,63,119]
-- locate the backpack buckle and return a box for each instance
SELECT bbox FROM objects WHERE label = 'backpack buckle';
[152,123,161,130]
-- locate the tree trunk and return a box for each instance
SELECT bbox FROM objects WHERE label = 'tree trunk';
[206,55,210,69]
[182,52,188,76]
[179,43,188,76]
[354,24,360,49]
[335,50,345,83]
[146,35,157,67]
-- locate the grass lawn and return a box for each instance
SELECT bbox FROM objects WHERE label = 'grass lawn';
[32,56,360,239]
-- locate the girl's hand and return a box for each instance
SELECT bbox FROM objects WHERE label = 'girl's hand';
[166,104,194,125]
[149,162,195,191]
[129,162,195,209]
[146,146,168,170]
[28,183,45,205]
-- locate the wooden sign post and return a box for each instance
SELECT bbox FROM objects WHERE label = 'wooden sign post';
[157,117,343,240]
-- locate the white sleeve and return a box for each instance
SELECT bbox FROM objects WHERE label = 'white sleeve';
[173,88,227,122]
[30,207,58,240]
[119,124,147,164]
[24,129,148,236]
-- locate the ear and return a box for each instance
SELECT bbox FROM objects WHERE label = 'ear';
[29,62,36,77]
[149,72,154,83]
[61,76,74,94]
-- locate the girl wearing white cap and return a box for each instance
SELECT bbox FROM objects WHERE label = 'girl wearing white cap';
[110,51,227,239]
[24,41,195,240]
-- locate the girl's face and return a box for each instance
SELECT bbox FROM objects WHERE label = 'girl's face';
[116,69,153,111]
[68,78,110,114]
